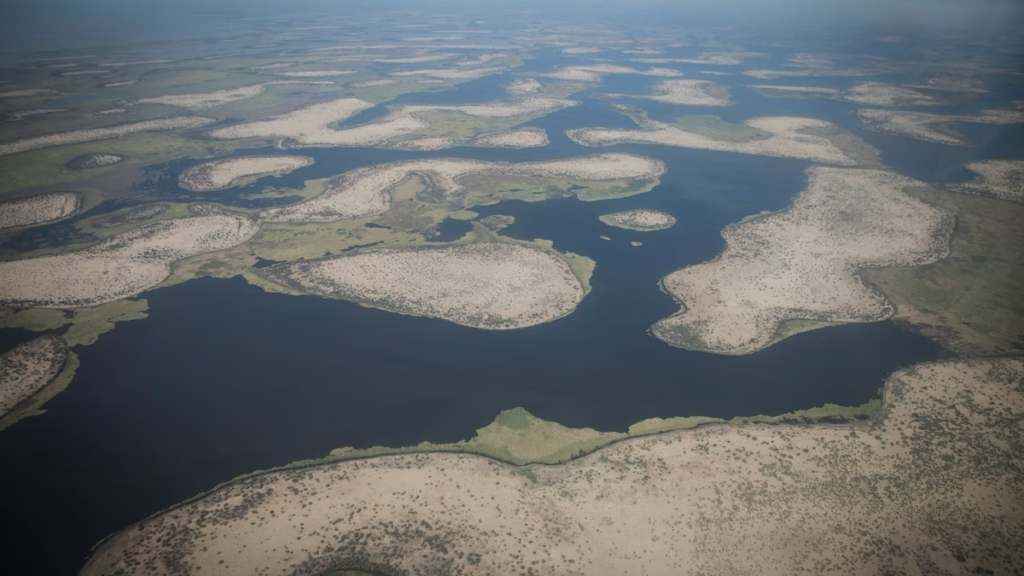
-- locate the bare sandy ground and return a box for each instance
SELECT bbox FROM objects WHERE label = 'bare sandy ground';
[651,167,953,354]
[504,78,542,95]
[0,116,215,157]
[388,66,505,80]
[248,62,295,70]
[605,79,730,106]
[748,84,840,96]
[743,68,874,79]
[0,89,58,98]
[375,54,459,63]
[179,156,312,191]
[562,47,603,54]
[261,153,664,223]
[210,96,575,150]
[2,108,68,122]
[908,76,987,94]
[630,51,763,65]
[0,191,81,231]
[0,206,260,308]
[600,209,675,231]
[85,108,127,117]
[80,356,1024,576]
[568,109,857,165]
[272,70,355,77]
[0,335,68,419]
[99,59,173,67]
[842,82,939,106]
[950,159,1024,203]
[268,243,586,329]
[102,80,138,88]
[538,64,683,82]
[856,108,1024,145]
[132,82,331,111]
[60,70,108,76]
[469,129,549,148]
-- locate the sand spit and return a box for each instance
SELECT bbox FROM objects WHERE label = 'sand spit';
[0,191,81,231]
[272,70,355,77]
[1,108,67,122]
[132,84,265,111]
[0,116,215,157]
[92,203,169,228]
[0,335,67,419]
[909,76,987,94]
[248,62,295,70]
[0,89,57,98]
[562,47,602,54]
[504,78,541,95]
[388,66,504,80]
[748,84,840,96]
[85,108,127,117]
[261,153,664,223]
[744,68,874,79]
[455,53,509,67]
[607,79,730,106]
[652,167,952,354]
[856,108,1024,146]
[631,51,762,65]
[180,156,312,191]
[538,64,683,82]
[600,209,675,231]
[99,59,173,67]
[269,243,585,329]
[0,205,260,308]
[950,159,1024,203]
[375,53,459,63]
[102,80,138,88]
[81,357,1024,576]
[469,129,549,148]
[210,96,574,150]
[568,107,857,165]
[348,79,398,88]
[842,82,938,106]
[60,70,108,76]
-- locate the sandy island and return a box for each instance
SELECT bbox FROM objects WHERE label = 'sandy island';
[651,167,953,354]
[538,64,683,82]
[0,205,260,308]
[79,356,1024,576]
[0,335,68,420]
[605,79,731,106]
[469,128,549,148]
[267,243,586,329]
[64,153,124,171]
[0,191,82,231]
[631,51,762,65]
[180,156,313,192]
[950,159,1024,203]
[599,209,675,231]
[0,117,215,157]
[132,82,333,111]
[856,108,1024,146]
[504,78,542,95]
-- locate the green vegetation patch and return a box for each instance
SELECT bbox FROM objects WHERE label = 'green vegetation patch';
[0,299,149,347]
[799,124,885,170]
[673,114,769,143]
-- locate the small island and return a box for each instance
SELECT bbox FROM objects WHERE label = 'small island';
[599,209,676,231]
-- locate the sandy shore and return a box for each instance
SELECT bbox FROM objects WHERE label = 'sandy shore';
[0,335,68,419]
[261,153,664,223]
[179,156,313,191]
[842,82,939,106]
[950,159,1024,203]
[0,116,215,157]
[469,129,549,148]
[748,85,840,96]
[538,64,683,82]
[0,191,81,231]
[272,70,355,77]
[856,108,1024,145]
[268,243,586,329]
[599,209,675,231]
[80,357,1024,576]
[0,89,58,98]
[207,97,376,143]
[651,167,953,354]
[606,79,731,106]
[504,78,542,95]
[0,205,260,308]
[631,51,762,65]
[388,66,504,80]
[568,108,857,165]
[102,80,139,88]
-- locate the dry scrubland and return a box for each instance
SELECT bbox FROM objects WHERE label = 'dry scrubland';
[209,96,574,150]
[504,78,542,95]
[605,79,731,106]
[856,108,1024,146]
[81,357,1024,576]
[65,153,124,171]
[599,209,676,231]
[750,82,938,107]
[131,82,334,111]
[950,160,1024,203]
[538,64,682,82]
[0,335,67,419]
[180,156,312,192]
[568,107,857,165]
[468,129,549,148]
[0,205,260,308]
[653,168,953,355]
[267,243,585,329]
[0,116,215,157]
[261,154,665,223]
[0,190,81,230]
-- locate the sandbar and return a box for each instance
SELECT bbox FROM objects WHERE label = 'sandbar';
[0,191,81,231]
[0,116,215,157]
[599,209,675,231]
[180,156,312,192]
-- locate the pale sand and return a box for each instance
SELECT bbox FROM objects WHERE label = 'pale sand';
[179,156,313,191]
[744,68,873,79]
[631,51,762,65]
[375,53,459,63]
[538,64,684,82]
[270,243,585,329]
[348,79,398,88]
[908,76,987,94]
[470,129,549,148]
[0,335,67,418]
[562,47,603,54]
[60,70,108,76]
[0,89,57,97]
[80,357,1024,576]
[0,191,81,231]
[697,70,731,76]
[600,209,675,231]
[950,159,1024,203]
[248,62,295,70]
[2,108,67,121]
[388,66,505,79]
[568,110,857,165]
[652,167,953,354]
[842,82,939,106]
[455,53,510,67]
[210,96,575,150]
[856,108,1024,146]
[261,153,664,223]
[272,70,356,77]
[0,206,260,308]
[102,80,139,88]
[606,79,730,106]
[504,78,542,95]
[0,116,215,157]
[749,84,840,95]
[85,108,128,117]
[99,59,173,67]
[67,153,123,170]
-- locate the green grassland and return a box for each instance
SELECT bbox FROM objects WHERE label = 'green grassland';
[861,186,1024,355]
[0,299,150,347]
[672,114,768,142]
